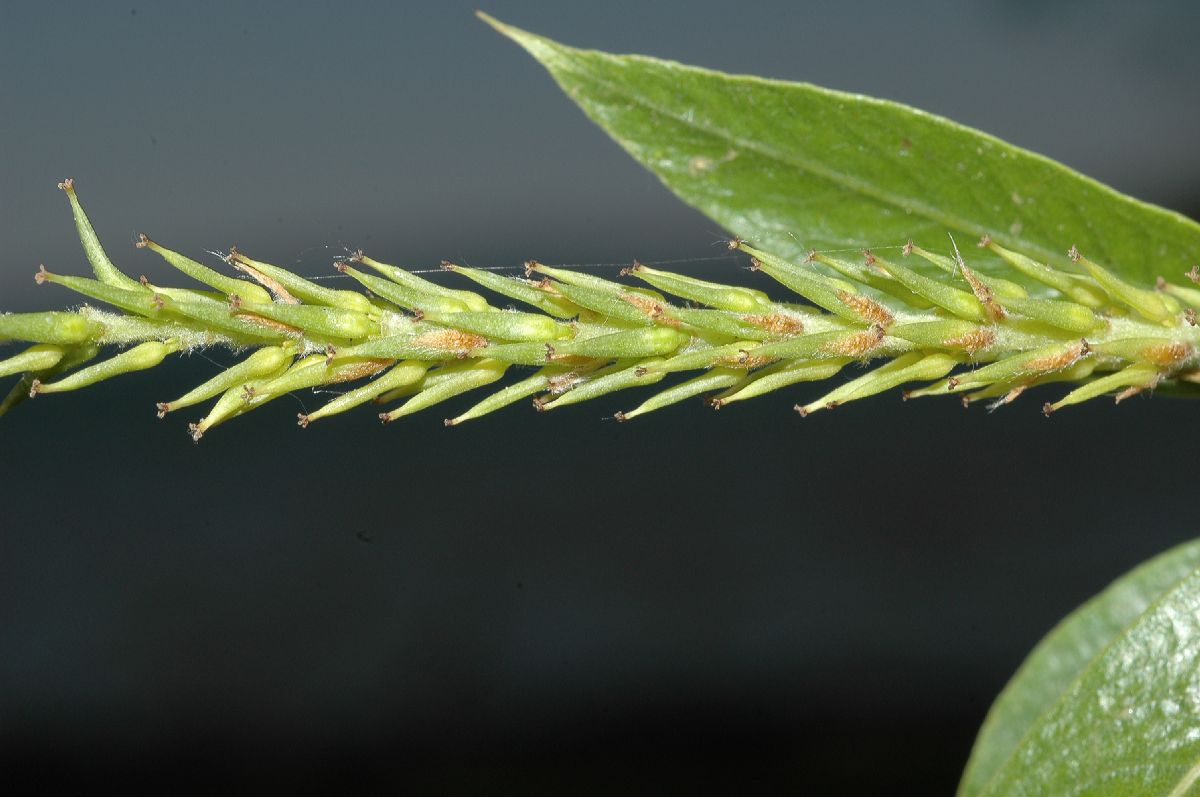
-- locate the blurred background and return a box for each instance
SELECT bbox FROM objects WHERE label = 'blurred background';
[2,1,1199,791]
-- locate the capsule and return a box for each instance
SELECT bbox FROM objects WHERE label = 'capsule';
[552,326,690,360]
[138,234,273,305]
[32,340,180,396]
[357,254,489,311]
[441,262,577,318]
[1069,246,1176,323]
[538,360,666,411]
[231,300,376,341]
[625,262,772,312]
[229,248,374,313]
[157,343,297,416]
[0,344,67,379]
[418,309,574,342]
[0,311,103,345]
[617,367,744,421]
[59,179,144,291]
[797,352,959,416]
[379,358,507,423]
[302,360,430,426]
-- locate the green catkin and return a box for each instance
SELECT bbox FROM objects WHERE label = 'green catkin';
[9,180,1200,435]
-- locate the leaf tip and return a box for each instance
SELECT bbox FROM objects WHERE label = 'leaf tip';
[476,11,562,64]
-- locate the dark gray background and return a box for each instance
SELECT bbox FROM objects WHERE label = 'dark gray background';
[3,1,1199,792]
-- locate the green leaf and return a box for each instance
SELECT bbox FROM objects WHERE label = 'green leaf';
[960,538,1200,796]
[482,14,1200,289]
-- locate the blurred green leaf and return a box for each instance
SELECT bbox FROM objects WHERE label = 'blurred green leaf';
[961,538,1200,796]
[484,14,1200,289]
